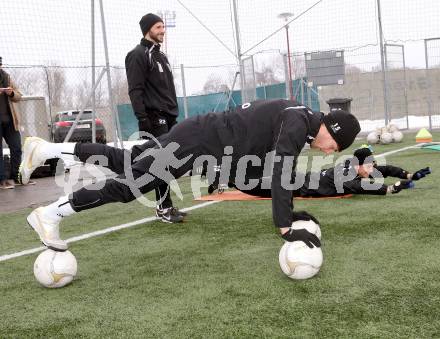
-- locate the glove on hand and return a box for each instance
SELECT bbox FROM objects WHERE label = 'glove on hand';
[411,167,431,180]
[292,211,320,225]
[281,228,321,248]
[389,179,413,194]
[401,180,415,189]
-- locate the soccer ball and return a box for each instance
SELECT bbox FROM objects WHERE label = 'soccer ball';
[392,130,403,143]
[279,220,323,280]
[367,131,379,144]
[34,249,77,288]
[380,132,393,144]
[279,241,323,280]
[388,124,399,133]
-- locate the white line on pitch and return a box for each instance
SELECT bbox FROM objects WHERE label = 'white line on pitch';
[0,200,220,263]
[376,143,426,158]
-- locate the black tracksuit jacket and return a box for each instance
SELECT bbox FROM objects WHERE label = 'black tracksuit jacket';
[298,163,410,196]
[238,163,410,197]
[125,39,178,119]
[197,99,322,228]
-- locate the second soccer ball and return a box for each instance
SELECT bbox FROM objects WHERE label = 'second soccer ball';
[34,249,77,288]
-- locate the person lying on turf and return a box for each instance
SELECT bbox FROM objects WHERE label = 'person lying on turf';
[223,145,431,198]
[19,99,360,251]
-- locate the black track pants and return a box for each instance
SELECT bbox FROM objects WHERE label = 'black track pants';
[70,118,203,212]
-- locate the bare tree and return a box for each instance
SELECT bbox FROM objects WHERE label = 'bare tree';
[72,79,89,110]
[202,73,229,94]
[201,69,238,94]
[110,68,129,105]
[346,65,363,74]
[255,65,277,86]
[371,65,383,72]
[70,71,107,110]
[45,65,67,111]
[254,54,285,86]
[5,67,42,96]
[62,86,75,109]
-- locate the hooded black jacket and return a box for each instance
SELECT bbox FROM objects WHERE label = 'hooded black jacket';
[125,39,178,119]
[238,163,409,198]
[298,163,409,196]
[197,99,322,228]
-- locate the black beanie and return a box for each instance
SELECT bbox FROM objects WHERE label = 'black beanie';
[139,13,164,36]
[322,110,360,151]
[353,147,374,165]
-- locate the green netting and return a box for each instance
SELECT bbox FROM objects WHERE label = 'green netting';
[116,104,138,140]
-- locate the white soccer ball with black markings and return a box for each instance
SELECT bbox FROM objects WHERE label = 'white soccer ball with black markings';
[279,241,323,280]
[279,220,323,280]
[392,130,403,143]
[380,132,393,144]
[34,249,77,288]
[367,131,379,144]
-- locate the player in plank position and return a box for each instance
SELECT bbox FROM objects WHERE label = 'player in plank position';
[19,99,360,251]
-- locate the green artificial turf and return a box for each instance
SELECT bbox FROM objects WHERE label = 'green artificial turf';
[0,132,439,338]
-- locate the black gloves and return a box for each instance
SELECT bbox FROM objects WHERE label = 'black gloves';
[388,167,430,194]
[411,167,431,180]
[401,180,414,189]
[292,211,320,225]
[281,228,321,248]
[388,179,414,194]
[281,211,321,248]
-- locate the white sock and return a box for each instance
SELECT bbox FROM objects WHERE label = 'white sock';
[43,195,76,221]
[40,142,76,162]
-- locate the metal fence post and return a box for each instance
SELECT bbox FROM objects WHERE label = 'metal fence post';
[91,0,96,143]
[424,38,439,131]
[307,81,312,108]
[401,45,410,130]
[377,0,390,125]
[180,64,189,119]
[98,0,123,148]
[43,66,53,141]
[282,53,289,99]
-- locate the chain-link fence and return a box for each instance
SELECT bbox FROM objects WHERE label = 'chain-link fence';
[1,0,439,144]
[4,65,127,142]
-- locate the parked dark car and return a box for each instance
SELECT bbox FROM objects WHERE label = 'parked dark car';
[52,110,107,143]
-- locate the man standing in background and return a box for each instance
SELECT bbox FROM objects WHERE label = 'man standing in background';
[125,13,185,223]
[0,56,25,189]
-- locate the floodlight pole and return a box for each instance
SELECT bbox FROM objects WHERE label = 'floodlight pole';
[285,25,294,100]
[424,38,440,130]
[180,64,189,119]
[99,0,123,148]
[377,0,390,125]
[232,0,245,100]
[278,12,294,100]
